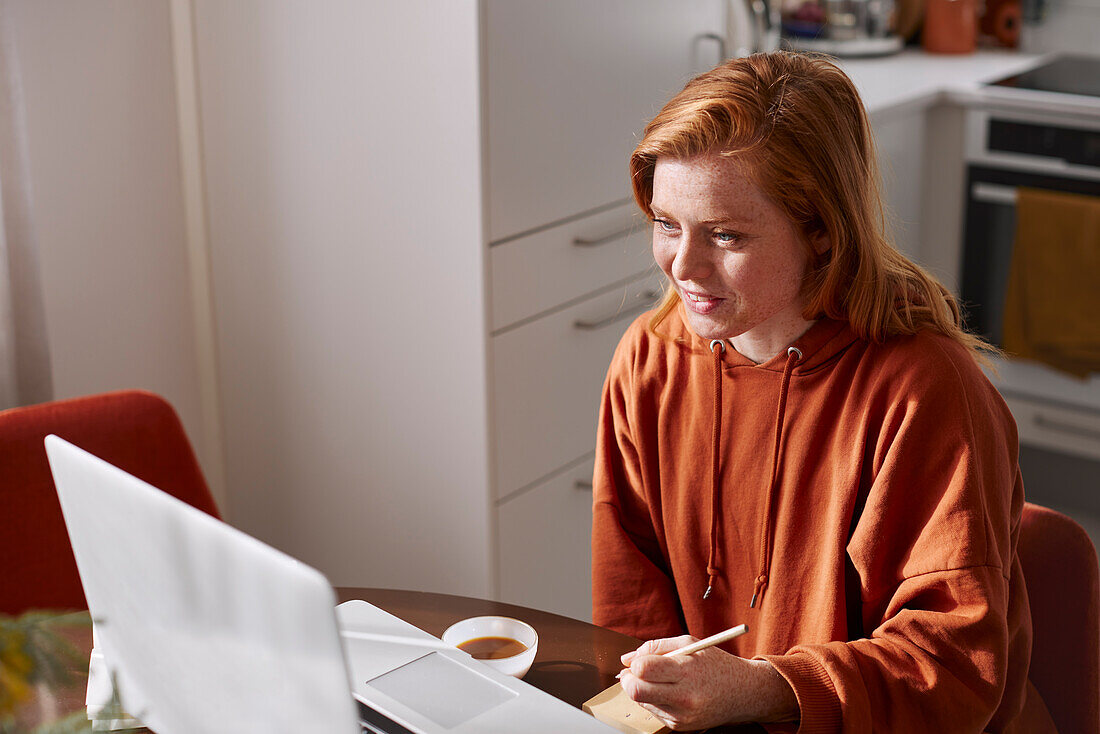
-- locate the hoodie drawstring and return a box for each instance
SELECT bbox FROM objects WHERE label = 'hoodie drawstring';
[704,339,726,600]
[700,340,803,607]
[750,346,802,608]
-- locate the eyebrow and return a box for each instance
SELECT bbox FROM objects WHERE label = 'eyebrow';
[650,206,749,226]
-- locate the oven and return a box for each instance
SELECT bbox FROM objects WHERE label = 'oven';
[960,70,1100,541]
[961,110,1100,347]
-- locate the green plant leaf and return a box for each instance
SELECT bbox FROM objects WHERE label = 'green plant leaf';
[30,710,93,734]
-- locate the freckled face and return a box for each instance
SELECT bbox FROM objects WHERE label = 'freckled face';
[650,153,813,356]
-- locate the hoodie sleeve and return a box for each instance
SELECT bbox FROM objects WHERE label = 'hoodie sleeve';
[591,330,687,641]
[761,341,1031,734]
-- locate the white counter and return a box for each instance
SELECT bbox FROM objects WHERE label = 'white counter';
[836,48,1047,119]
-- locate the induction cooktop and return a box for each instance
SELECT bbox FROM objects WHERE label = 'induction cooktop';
[989,54,1100,99]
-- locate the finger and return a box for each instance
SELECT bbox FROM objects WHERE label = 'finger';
[620,641,652,666]
[646,635,697,655]
[619,670,673,708]
[621,635,697,666]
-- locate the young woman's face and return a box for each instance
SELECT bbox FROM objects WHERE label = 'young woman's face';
[650,153,814,354]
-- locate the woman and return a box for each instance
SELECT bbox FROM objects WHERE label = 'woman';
[591,52,1056,732]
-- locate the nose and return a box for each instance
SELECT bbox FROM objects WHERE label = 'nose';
[670,230,712,282]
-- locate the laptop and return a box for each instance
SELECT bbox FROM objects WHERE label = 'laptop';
[45,435,614,733]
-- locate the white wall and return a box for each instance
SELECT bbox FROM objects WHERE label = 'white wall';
[1021,0,1100,54]
[10,1,211,491]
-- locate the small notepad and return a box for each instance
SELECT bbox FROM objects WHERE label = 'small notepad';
[582,682,669,734]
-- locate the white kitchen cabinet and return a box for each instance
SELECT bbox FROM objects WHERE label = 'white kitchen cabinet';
[487,0,723,615]
[489,203,652,331]
[871,107,927,263]
[191,1,719,617]
[497,456,596,622]
[193,2,491,595]
[916,102,969,294]
[486,0,725,241]
[493,271,662,501]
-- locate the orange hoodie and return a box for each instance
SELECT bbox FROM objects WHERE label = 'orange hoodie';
[592,308,1057,733]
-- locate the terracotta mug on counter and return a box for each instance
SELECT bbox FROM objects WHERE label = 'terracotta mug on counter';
[922,0,978,53]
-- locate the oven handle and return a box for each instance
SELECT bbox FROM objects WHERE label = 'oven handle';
[971,182,1018,205]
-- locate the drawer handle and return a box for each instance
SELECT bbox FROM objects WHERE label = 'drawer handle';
[1034,413,1100,442]
[572,225,636,248]
[573,290,661,331]
[574,480,593,491]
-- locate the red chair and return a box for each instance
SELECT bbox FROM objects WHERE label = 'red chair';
[1019,502,1100,734]
[0,390,219,616]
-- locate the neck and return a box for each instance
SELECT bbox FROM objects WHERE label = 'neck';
[730,318,816,364]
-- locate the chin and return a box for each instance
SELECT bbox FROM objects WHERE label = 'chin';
[683,315,742,343]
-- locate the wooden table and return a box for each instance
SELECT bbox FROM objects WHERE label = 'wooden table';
[36,588,764,732]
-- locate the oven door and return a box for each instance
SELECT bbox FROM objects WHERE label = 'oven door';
[959,161,1100,469]
[960,165,1100,346]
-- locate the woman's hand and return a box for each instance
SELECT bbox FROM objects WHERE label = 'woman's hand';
[618,635,799,731]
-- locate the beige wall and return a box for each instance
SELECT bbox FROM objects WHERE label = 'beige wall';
[10,1,211,493]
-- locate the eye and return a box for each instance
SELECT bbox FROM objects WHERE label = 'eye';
[653,218,679,234]
[714,231,743,246]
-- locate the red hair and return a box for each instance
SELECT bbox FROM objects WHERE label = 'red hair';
[631,52,993,362]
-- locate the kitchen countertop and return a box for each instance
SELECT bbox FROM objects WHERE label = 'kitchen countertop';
[836,48,1050,119]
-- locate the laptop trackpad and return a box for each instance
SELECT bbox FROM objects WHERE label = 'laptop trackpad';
[365,652,518,729]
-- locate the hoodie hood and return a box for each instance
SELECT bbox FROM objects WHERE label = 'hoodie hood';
[662,306,859,374]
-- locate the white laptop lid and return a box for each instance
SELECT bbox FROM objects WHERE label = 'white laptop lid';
[46,435,360,734]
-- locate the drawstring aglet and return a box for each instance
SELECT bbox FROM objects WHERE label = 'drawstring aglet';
[750,575,768,608]
[703,585,713,600]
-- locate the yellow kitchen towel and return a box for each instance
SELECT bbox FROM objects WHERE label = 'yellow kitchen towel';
[1002,187,1100,378]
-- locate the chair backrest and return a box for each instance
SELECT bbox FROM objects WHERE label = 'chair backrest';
[0,390,218,615]
[1019,501,1100,734]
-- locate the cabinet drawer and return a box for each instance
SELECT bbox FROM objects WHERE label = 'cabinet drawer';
[492,274,662,499]
[489,203,652,331]
[497,455,594,621]
[1006,395,1100,462]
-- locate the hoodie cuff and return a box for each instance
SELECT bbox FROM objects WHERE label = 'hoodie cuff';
[758,652,841,734]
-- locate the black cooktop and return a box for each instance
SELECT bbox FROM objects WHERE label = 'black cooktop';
[990,55,1100,99]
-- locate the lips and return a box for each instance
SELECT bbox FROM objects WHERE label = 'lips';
[684,291,718,303]
[681,289,724,315]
